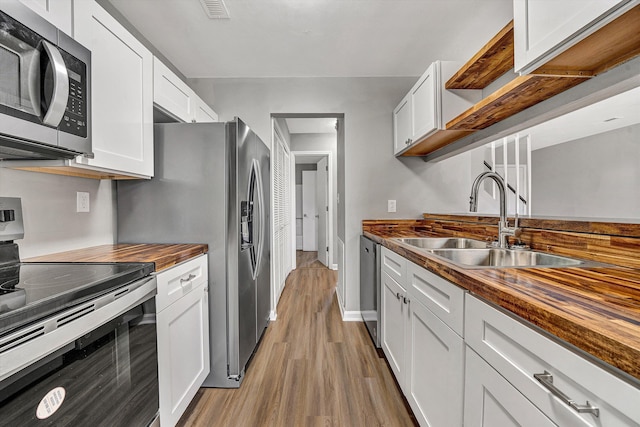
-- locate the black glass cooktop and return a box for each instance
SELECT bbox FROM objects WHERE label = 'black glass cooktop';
[0,262,154,336]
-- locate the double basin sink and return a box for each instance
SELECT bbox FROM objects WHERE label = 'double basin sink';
[394,237,603,269]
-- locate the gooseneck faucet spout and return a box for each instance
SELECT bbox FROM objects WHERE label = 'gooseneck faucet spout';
[469,171,518,248]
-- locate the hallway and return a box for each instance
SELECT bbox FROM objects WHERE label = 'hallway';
[178,252,415,426]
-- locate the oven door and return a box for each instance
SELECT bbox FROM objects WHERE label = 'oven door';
[0,277,159,426]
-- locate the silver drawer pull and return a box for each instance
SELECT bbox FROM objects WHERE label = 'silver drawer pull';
[180,274,196,283]
[534,371,600,417]
[396,292,402,300]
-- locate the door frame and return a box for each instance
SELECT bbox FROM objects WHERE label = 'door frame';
[291,150,334,271]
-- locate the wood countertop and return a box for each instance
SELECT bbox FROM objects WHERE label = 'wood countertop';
[363,224,640,385]
[25,244,208,272]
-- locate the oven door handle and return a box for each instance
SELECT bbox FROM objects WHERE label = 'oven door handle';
[41,40,69,127]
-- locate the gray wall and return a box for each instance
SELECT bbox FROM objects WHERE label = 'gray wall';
[531,124,640,219]
[0,169,115,258]
[295,164,317,185]
[188,77,476,312]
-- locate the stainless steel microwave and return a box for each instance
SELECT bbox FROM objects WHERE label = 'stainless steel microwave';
[0,0,91,160]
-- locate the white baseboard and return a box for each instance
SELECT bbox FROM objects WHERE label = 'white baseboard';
[331,263,338,270]
[341,311,362,322]
[335,287,361,321]
[269,310,277,321]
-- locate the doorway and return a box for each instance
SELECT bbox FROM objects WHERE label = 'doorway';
[297,154,330,266]
[271,114,341,318]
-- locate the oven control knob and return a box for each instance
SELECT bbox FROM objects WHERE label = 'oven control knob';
[0,209,15,222]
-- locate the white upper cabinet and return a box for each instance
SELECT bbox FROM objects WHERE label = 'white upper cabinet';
[393,61,481,156]
[154,57,218,123]
[393,95,412,154]
[18,0,72,34]
[73,0,154,178]
[193,97,218,123]
[513,0,639,74]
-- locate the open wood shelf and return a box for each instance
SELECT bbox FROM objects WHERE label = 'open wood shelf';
[399,129,475,156]
[401,5,640,157]
[446,74,587,130]
[533,5,640,77]
[445,21,514,90]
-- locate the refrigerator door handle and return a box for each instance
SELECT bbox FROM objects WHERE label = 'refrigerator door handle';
[253,159,265,281]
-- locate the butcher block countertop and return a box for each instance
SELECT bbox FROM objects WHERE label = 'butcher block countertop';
[364,218,640,384]
[26,244,208,272]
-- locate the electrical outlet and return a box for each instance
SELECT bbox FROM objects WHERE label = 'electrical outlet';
[387,199,396,213]
[77,192,90,213]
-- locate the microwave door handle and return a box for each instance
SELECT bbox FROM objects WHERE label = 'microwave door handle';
[41,40,69,127]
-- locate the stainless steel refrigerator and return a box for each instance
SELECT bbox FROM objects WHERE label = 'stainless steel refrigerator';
[116,118,271,388]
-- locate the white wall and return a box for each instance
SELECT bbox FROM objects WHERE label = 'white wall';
[188,77,476,312]
[0,169,115,258]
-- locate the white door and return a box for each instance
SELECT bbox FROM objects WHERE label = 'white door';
[316,157,329,266]
[302,170,317,251]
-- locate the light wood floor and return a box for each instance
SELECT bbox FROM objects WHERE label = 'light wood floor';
[177,251,416,427]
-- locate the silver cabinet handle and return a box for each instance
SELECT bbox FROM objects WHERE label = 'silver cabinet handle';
[41,40,69,127]
[180,273,196,283]
[534,371,599,417]
[403,296,410,304]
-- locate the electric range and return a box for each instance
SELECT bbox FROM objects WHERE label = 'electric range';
[0,197,159,426]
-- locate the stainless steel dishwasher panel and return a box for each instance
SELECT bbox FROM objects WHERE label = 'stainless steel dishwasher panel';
[360,235,381,348]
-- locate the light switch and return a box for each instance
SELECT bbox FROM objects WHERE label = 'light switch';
[77,192,90,213]
[387,199,396,213]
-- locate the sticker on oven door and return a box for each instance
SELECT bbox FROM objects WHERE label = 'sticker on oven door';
[36,387,66,419]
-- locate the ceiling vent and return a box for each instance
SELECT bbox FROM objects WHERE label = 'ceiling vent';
[199,0,230,19]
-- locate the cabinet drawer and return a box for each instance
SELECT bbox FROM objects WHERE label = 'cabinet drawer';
[381,247,406,285]
[465,294,640,427]
[407,261,465,336]
[156,255,208,312]
[464,347,555,427]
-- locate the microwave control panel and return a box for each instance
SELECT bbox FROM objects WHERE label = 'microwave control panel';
[59,49,88,138]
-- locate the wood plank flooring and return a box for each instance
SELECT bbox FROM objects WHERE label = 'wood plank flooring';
[178,251,416,427]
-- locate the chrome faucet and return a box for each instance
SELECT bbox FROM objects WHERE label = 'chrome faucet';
[469,171,520,248]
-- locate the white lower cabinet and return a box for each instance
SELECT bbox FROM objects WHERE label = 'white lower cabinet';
[407,298,464,427]
[464,348,555,427]
[380,247,465,426]
[156,255,210,427]
[465,294,640,427]
[379,246,640,427]
[381,270,408,383]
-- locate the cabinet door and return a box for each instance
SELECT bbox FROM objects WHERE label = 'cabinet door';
[157,284,210,427]
[407,261,465,336]
[513,0,636,74]
[393,95,412,154]
[19,0,72,35]
[465,348,556,427]
[411,62,438,141]
[153,57,194,123]
[406,299,464,427]
[73,0,154,178]
[193,97,218,123]
[381,271,408,387]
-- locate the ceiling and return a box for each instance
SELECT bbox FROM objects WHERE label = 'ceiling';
[106,0,513,78]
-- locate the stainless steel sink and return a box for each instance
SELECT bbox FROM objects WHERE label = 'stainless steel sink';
[395,237,488,250]
[428,248,600,269]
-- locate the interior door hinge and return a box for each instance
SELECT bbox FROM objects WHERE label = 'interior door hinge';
[326,165,328,171]
[326,246,329,252]
[326,206,328,212]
